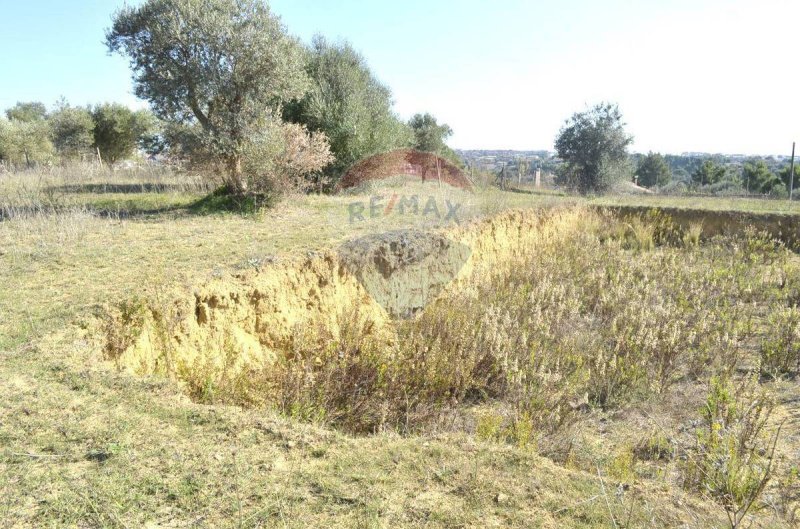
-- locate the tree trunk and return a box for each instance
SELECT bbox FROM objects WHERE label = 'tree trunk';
[227,155,247,194]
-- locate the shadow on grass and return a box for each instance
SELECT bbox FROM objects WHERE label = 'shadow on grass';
[504,186,567,197]
[187,187,278,216]
[47,183,201,195]
[1,188,278,221]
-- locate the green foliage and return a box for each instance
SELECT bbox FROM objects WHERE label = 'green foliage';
[49,102,95,159]
[91,103,155,165]
[407,112,463,168]
[692,159,730,187]
[743,160,783,195]
[634,431,674,461]
[107,0,310,192]
[284,35,412,182]
[555,102,633,194]
[683,375,779,528]
[5,101,48,122]
[409,112,453,154]
[0,117,55,167]
[607,445,637,484]
[635,152,672,188]
[779,163,800,194]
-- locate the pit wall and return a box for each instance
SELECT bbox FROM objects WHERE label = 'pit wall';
[600,206,800,250]
[104,207,591,381]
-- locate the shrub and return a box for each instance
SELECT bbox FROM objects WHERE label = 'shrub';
[761,306,800,377]
[682,375,780,529]
[242,121,333,197]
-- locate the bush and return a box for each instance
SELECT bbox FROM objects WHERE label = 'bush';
[242,121,334,197]
[682,375,780,529]
[761,306,800,377]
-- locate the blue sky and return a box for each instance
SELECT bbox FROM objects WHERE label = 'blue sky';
[0,0,798,154]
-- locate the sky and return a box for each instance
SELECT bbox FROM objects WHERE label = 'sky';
[0,0,798,155]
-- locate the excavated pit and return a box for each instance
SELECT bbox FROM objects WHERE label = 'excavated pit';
[103,207,585,383]
[102,205,800,396]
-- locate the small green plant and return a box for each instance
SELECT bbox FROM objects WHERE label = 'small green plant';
[774,465,800,525]
[634,430,674,462]
[607,444,637,484]
[643,209,684,246]
[476,411,504,442]
[624,217,655,251]
[682,375,781,529]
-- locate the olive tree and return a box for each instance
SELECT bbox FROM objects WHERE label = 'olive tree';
[5,102,48,123]
[106,0,309,193]
[49,102,95,159]
[409,113,453,154]
[0,117,55,167]
[408,112,463,167]
[555,103,633,194]
[91,103,156,165]
[284,35,411,181]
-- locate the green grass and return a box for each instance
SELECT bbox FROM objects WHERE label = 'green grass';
[591,193,800,215]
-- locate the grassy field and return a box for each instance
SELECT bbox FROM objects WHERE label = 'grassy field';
[592,193,800,215]
[3,166,800,527]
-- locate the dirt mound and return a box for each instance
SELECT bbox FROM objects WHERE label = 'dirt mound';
[338,149,472,191]
[338,230,472,319]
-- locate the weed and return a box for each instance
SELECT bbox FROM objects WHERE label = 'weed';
[682,375,781,528]
[761,306,800,378]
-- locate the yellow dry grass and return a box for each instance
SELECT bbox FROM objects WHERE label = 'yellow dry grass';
[3,167,800,528]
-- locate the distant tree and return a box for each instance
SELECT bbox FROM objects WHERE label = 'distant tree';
[672,167,691,183]
[107,0,310,193]
[408,112,464,168]
[49,102,94,159]
[743,160,783,195]
[409,113,453,153]
[779,163,800,195]
[635,152,672,188]
[692,160,729,187]
[91,103,155,165]
[5,101,48,123]
[0,118,55,167]
[554,102,633,194]
[284,35,411,182]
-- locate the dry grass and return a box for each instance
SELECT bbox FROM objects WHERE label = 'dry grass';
[0,168,568,351]
[591,193,800,215]
[0,328,729,528]
[3,166,800,527]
